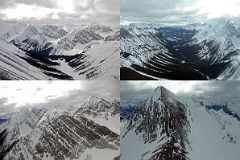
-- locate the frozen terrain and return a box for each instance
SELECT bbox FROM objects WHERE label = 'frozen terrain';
[121,17,240,80]
[0,22,119,80]
[121,86,240,160]
[0,96,120,160]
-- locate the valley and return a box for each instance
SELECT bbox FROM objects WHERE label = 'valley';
[121,18,240,80]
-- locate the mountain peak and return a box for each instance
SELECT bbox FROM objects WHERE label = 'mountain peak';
[150,86,176,101]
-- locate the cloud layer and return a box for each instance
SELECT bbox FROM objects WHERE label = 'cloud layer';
[121,0,240,25]
[0,81,119,115]
[0,0,119,24]
[121,81,240,103]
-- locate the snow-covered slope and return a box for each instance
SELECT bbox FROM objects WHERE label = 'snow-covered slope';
[121,23,173,68]
[185,97,240,160]
[0,96,120,160]
[120,23,202,80]
[0,38,55,80]
[192,18,240,79]
[0,22,119,80]
[121,86,240,160]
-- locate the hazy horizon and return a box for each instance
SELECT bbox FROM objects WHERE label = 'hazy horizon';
[0,81,119,116]
[121,0,240,25]
[121,81,240,102]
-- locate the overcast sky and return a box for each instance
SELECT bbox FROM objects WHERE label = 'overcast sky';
[121,0,240,25]
[0,0,119,24]
[0,81,119,115]
[121,81,240,103]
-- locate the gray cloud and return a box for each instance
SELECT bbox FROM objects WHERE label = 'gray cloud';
[0,81,119,116]
[0,98,17,115]
[0,0,54,9]
[120,81,153,102]
[0,0,119,24]
[73,0,96,11]
[121,81,240,103]
[189,81,240,98]
[121,0,205,24]
[48,81,119,107]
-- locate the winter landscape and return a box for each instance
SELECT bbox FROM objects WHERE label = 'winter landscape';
[0,0,119,80]
[121,81,240,160]
[0,81,120,160]
[121,0,240,80]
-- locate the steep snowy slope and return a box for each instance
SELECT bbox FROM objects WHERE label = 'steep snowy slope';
[121,87,240,160]
[192,18,240,79]
[185,97,240,160]
[121,24,174,68]
[0,38,56,80]
[0,96,120,160]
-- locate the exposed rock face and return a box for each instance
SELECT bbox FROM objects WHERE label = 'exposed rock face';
[34,115,119,160]
[122,86,190,160]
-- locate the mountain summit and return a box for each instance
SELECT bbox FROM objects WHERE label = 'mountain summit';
[121,87,190,160]
[146,86,177,104]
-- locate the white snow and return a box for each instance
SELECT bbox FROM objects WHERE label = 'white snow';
[87,114,120,134]
[121,90,240,160]
[79,147,119,160]
[184,97,240,160]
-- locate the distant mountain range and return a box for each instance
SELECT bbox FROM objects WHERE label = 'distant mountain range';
[121,86,240,160]
[121,18,240,80]
[0,23,119,80]
[0,96,120,160]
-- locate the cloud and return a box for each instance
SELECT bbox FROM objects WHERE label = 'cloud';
[0,0,119,24]
[0,81,119,115]
[0,98,17,115]
[73,0,96,11]
[0,0,54,9]
[121,0,240,24]
[121,0,199,24]
[120,81,240,103]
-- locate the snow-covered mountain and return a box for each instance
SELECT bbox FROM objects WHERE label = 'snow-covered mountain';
[120,23,178,79]
[0,96,120,160]
[121,18,240,80]
[0,22,119,80]
[121,86,240,160]
[192,18,240,80]
[0,38,60,80]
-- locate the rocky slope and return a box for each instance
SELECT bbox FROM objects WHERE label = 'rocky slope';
[121,87,190,160]
[0,96,120,160]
